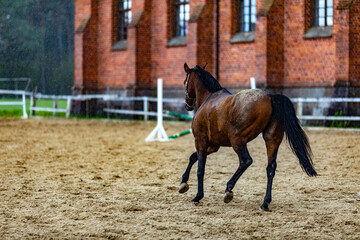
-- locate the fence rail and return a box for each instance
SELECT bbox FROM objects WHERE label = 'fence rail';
[292,97,360,122]
[0,78,31,91]
[103,96,186,121]
[0,90,28,118]
[1,89,360,122]
[292,98,360,103]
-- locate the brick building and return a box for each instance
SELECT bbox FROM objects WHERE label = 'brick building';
[74,0,360,111]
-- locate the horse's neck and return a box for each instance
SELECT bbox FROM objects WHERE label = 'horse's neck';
[210,89,231,99]
[195,88,211,109]
[196,89,229,109]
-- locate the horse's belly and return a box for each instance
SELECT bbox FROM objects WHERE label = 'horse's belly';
[206,121,232,146]
[208,133,231,147]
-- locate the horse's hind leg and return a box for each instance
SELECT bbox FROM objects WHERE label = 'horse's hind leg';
[260,121,284,211]
[224,143,253,203]
[179,146,219,194]
[260,147,278,211]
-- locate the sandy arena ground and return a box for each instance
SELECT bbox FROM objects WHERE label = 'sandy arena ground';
[0,118,359,239]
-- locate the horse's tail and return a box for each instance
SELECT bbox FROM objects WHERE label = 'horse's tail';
[270,94,317,177]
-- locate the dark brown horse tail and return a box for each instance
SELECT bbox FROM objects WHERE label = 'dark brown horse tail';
[270,94,318,177]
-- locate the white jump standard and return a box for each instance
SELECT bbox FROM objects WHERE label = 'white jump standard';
[145,78,169,142]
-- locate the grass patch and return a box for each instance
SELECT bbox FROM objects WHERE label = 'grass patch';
[330,110,350,128]
[0,98,67,118]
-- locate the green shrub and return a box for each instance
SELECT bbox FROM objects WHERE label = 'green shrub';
[330,110,350,128]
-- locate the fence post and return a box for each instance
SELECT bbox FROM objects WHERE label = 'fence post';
[30,95,34,117]
[106,86,110,119]
[21,92,28,119]
[297,101,303,125]
[66,97,72,118]
[144,96,149,121]
[86,95,89,118]
[250,77,256,89]
[53,99,58,117]
[31,87,37,117]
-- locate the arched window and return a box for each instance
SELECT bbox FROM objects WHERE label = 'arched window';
[314,0,333,27]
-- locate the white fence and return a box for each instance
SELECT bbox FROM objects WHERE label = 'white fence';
[29,94,72,118]
[0,90,28,119]
[0,90,187,120]
[293,98,360,121]
[104,96,185,121]
[1,89,360,123]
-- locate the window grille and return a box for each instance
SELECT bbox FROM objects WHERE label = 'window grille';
[314,0,333,27]
[238,0,256,32]
[174,0,190,37]
[118,0,132,41]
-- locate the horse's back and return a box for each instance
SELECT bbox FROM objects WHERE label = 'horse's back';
[234,89,270,106]
[229,89,272,142]
[192,89,272,146]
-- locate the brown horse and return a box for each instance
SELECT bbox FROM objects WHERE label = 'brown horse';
[179,63,317,211]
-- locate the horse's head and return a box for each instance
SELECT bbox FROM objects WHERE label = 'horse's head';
[183,62,208,111]
[183,63,196,111]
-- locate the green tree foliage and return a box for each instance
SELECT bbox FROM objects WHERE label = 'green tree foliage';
[0,0,74,94]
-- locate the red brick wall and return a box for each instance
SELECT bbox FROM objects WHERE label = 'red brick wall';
[151,0,185,87]
[335,5,350,85]
[74,0,91,89]
[267,0,285,87]
[97,0,134,90]
[350,0,360,87]
[75,0,91,28]
[76,0,151,91]
[219,0,256,88]
[83,0,99,90]
[284,0,337,87]
[197,0,214,76]
[150,0,212,88]
[135,0,152,88]
[74,0,360,93]
[255,0,268,87]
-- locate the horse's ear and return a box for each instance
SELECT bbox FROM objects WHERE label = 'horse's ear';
[184,62,190,73]
[203,63,208,70]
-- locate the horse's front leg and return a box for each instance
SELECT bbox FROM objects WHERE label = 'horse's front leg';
[179,146,219,194]
[192,150,207,203]
[179,152,197,193]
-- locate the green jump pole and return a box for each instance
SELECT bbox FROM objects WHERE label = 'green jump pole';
[166,110,193,120]
[168,129,192,139]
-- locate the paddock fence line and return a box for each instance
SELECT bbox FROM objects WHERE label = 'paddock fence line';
[103,96,187,121]
[0,90,29,119]
[0,90,189,120]
[1,89,360,122]
[293,98,360,121]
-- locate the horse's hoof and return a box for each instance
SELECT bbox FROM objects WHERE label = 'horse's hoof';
[191,195,203,203]
[260,204,271,212]
[192,200,201,206]
[224,191,233,203]
[179,182,189,193]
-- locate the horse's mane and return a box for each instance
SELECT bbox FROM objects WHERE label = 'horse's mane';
[193,65,229,93]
